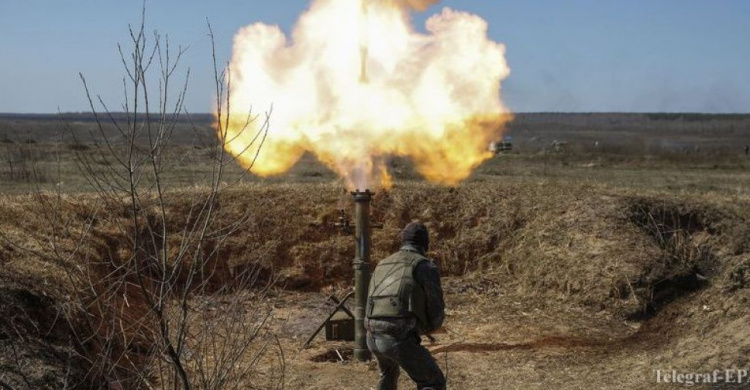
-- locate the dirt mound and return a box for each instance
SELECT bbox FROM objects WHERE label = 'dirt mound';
[0,279,92,389]
[1,181,749,386]
[623,197,750,369]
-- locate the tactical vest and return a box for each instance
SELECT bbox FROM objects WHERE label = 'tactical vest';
[367,249,429,328]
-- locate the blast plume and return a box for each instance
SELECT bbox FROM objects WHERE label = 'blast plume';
[220,0,511,189]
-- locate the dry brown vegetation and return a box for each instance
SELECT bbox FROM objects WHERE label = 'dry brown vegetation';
[1,112,750,389]
[0,12,287,388]
[3,112,750,195]
[1,177,749,388]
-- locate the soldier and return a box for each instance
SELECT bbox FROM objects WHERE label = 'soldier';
[366,221,446,390]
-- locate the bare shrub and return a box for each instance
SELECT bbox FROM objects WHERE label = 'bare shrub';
[3,9,280,390]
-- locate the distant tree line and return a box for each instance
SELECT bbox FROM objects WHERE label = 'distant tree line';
[0,112,215,125]
[2,112,749,125]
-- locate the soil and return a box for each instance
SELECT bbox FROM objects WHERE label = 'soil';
[1,181,750,389]
[269,282,685,389]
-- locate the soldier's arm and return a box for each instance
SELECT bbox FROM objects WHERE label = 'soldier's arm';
[415,260,445,334]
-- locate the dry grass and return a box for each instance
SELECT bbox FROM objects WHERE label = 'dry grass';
[1,180,750,388]
[2,113,749,388]
[3,112,750,196]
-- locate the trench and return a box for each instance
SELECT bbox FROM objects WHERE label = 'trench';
[626,200,719,320]
[3,184,746,387]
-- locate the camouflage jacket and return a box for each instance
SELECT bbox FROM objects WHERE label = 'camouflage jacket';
[366,244,445,337]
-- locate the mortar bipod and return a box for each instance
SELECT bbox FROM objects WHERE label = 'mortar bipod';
[302,291,355,349]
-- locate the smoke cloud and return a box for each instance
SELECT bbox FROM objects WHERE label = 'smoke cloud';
[221,0,511,189]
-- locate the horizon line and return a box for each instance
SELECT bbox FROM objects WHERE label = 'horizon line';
[1,111,750,117]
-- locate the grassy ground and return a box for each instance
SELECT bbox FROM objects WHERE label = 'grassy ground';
[2,112,749,195]
[1,115,750,389]
[2,181,749,388]
[2,142,749,197]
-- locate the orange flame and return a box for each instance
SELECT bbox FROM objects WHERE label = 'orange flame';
[220,0,511,189]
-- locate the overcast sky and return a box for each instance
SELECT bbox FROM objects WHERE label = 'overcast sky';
[1,0,748,113]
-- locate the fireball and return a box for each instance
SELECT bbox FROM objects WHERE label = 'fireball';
[220,0,511,189]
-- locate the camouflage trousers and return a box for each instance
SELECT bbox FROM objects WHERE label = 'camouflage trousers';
[366,326,446,390]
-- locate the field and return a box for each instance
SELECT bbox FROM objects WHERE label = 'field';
[1,113,750,389]
[2,113,750,195]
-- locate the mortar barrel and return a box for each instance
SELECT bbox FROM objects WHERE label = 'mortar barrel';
[351,189,373,362]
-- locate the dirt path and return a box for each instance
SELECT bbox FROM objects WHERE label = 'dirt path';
[267,278,671,390]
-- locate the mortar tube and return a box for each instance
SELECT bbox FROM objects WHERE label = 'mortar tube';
[351,190,373,362]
